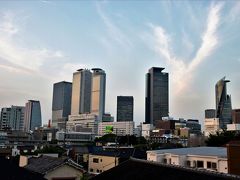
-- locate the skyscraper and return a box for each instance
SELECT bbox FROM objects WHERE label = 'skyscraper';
[24,100,42,132]
[71,69,92,115]
[117,96,134,122]
[52,81,72,127]
[145,67,169,126]
[215,77,232,129]
[91,68,106,121]
[0,106,25,131]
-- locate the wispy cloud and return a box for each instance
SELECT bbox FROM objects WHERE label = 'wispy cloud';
[152,2,223,94]
[96,2,132,49]
[0,11,65,74]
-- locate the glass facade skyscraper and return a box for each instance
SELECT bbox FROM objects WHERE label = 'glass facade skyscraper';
[71,69,92,115]
[52,81,72,127]
[117,96,134,122]
[24,100,42,132]
[145,67,169,126]
[215,77,232,129]
[91,68,106,121]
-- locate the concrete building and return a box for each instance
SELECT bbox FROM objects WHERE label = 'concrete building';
[232,109,240,124]
[98,121,134,136]
[24,100,42,132]
[0,106,25,131]
[56,131,94,143]
[205,109,216,119]
[145,67,169,126]
[216,77,232,129]
[186,119,201,135]
[67,114,98,134]
[227,124,240,131]
[141,123,154,139]
[117,96,133,122]
[91,68,106,121]
[71,69,92,115]
[204,118,220,136]
[147,147,228,173]
[52,81,72,128]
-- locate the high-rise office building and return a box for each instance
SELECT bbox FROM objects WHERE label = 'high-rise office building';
[215,77,232,129]
[145,67,169,126]
[205,109,216,119]
[91,68,106,121]
[0,106,25,131]
[24,100,42,132]
[52,81,72,128]
[71,69,92,115]
[117,96,133,122]
[232,109,240,124]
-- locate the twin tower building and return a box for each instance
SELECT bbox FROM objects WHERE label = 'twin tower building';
[52,68,106,128]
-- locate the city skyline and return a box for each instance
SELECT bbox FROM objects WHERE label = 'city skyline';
[0,1,240,126]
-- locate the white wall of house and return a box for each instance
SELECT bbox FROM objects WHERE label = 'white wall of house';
[44,164,83,180]
[147,152,228,173]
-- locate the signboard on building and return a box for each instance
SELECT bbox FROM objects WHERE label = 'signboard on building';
[105,125,113,134]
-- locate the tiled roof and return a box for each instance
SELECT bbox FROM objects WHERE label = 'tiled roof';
[92,158,240,180]
[24,155,85,174]
[0,157,45,180]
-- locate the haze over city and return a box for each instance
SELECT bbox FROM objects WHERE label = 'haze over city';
[0,1,240,125]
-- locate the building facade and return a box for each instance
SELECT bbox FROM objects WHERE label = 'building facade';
[205,109,216,119]
[52,81,72,128]
[204,118,220,136]
[232,109,240,124]
[24,100,42,132]
[0,106,25,130]
[91,68,106,121]
[215,77,232,129]
[147,147,228,173]
[71,69,92,115]
[117,96,133,122]
[98,121,134,136]
[145,67,169,126]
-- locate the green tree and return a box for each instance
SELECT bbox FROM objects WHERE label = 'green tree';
[205,130,239,146]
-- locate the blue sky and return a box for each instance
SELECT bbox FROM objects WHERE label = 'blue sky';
[0,1,240,126]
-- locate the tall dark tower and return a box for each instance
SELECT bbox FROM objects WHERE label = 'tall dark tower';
[52,81,72,128]
[215,77,232,129]
[145,67,169,126]
[117,96,134,122]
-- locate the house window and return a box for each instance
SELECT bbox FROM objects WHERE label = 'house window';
[207,161,217,170]
[212,162,217,169]
[186,161,191,167]
[207,161,211,168]
[163,158,167,164]
[90,168,93,172]
[100,159,102,162]
[197,161,204,168]
[97,169,99,173]
[93,158,99,163]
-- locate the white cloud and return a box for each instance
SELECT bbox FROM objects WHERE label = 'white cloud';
[96,2,133,49]
[0,11,65,73]
[152,2,223,94]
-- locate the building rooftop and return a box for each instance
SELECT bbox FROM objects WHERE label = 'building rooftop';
[0,157,45,180]
[147,147,227,158]
[24,155,85,174]
[92,158,238,180]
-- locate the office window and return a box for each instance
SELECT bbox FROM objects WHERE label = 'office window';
[93,158,99,163]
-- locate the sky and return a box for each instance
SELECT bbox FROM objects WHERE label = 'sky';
[0,1,240,127]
